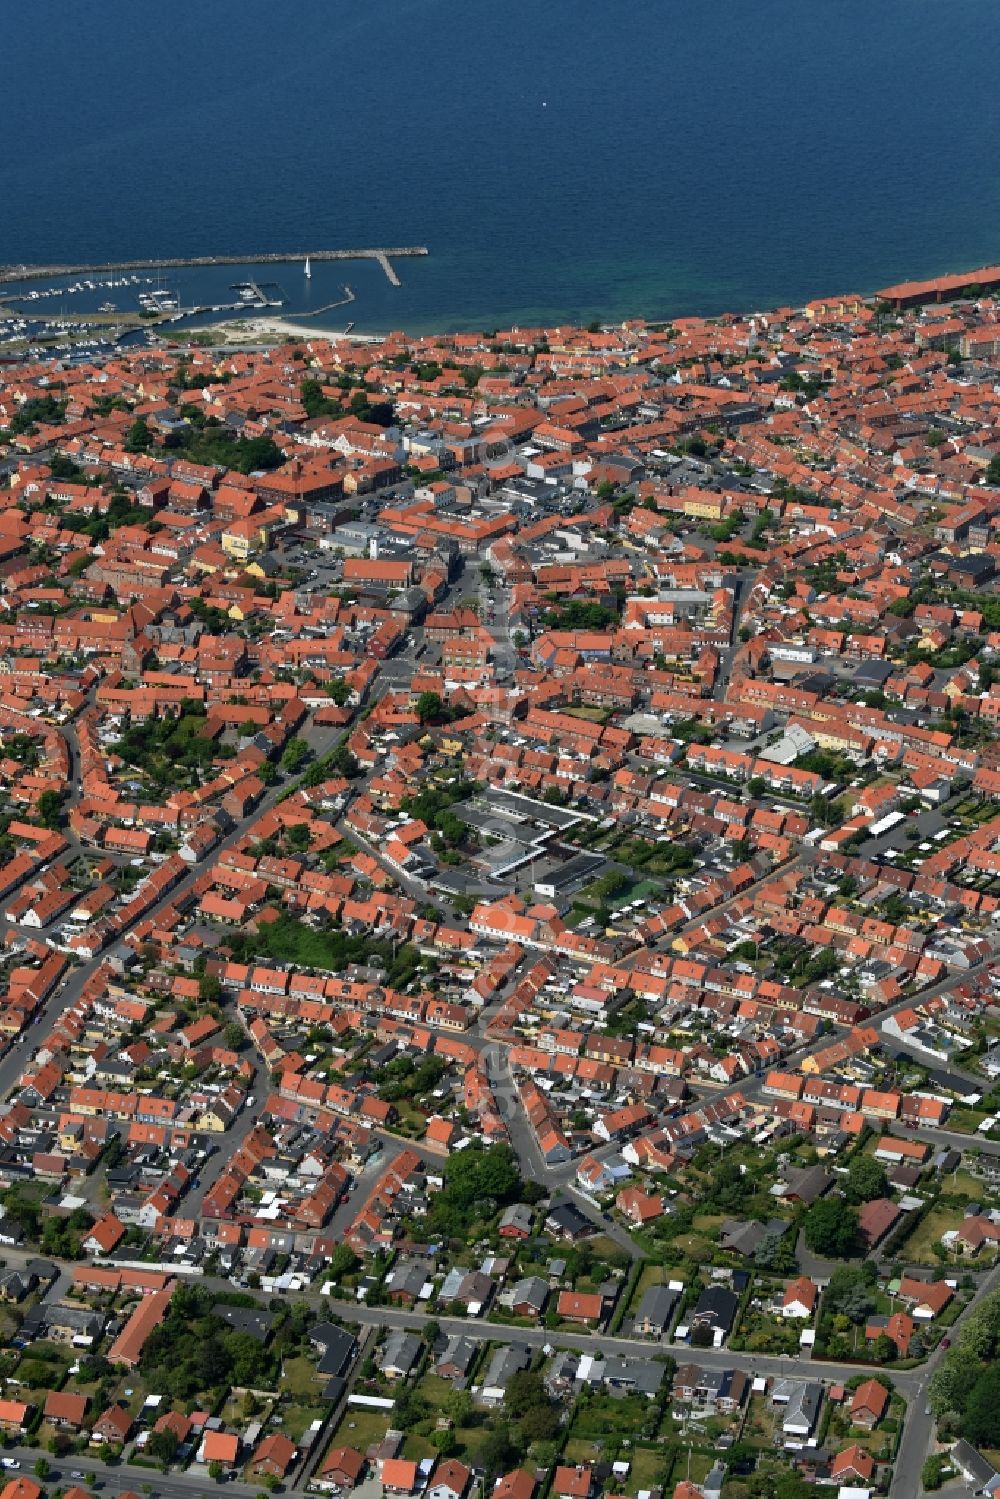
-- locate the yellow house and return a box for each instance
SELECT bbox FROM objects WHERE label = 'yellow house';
[683,494,725,521]
[220,520,259,562]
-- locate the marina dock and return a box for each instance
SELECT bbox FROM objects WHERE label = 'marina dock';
[0,247,428,288]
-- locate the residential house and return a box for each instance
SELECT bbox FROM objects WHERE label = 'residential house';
[317,1446,366,1494]
[781,1277,818,1320]
[251,1433,297,1478]
[480,1344,531,1405]
[849,1379,888,1430]
[635,1284,679,1337]
[379,1330,422,1380]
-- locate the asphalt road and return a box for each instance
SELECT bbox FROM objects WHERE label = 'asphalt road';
[328,1299,923,1392]
[887,1118,1000,1156]
[0,1445,265,1499]
[182,1054,266,1216]
[888,1262,1000,1498]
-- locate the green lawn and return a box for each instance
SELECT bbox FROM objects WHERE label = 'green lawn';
[414,1372,453,1404]
[668,1232,714,1261]
[394,1100,428,1133]
[332,1407,391,1452]
[947,1107,993,1134]
[280,1401,328,1443]
[281,1354,322,1398]
[563,1438,603,1465]
[587,1235,631,1262]
[900,1208,965,1263]
[571,1393,660,1439]
[401,1430,437,1462]
[565,706,612,723]
[624,1446,668,1494]
[940,1168,998,1201]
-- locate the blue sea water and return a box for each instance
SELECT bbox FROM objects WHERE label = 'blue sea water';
[3,0,1000,333]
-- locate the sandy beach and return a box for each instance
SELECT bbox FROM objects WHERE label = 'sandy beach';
[196,315,383,345]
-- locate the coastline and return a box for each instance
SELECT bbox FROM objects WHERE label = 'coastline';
[194,315,383,345]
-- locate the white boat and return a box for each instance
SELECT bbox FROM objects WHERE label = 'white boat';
[304,256,312,279]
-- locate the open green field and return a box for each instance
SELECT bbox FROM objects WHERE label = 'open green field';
[332,1406,391,1452]
[281,1354,322,1397]
[563,1438,603,1465]
[898,1209,960,1263]
[946,1107,993,1134]
[282,1401,329,1443]
[623,1446,667,1495]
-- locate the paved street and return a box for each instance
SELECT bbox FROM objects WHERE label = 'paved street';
[0,1445,266,1499]
[888,1262,1000,1497]
[326,1300,928,1395]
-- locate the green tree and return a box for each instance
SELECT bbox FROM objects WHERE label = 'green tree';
[421,1318,441,1348]
[921,1455,946,1491]
[519,1403,559,1443]
[149,1427,180,1464]
[430,1144,521,1234]
[327,1243,360,1283]
[754,1227,796,1274]
[198,973,222,1004]
[286,821,312,852]
[504,1369,548,1419]
[300,378,343,420]
[37,788,64,829]
[772,1475,811,1499]
[33,1459,51,1480]
[803,1197,860,1257]
[332,744,359,778]
[393,1389,429,1431]
[223,1022,244,1051]
[281,737,309,774]
[846,1154,888,1203]
[416,691,445,725]
[830,1282,876,1325]
[444,1388,474,1424]
[479,1424,522,1485]
[125,417,152,452]
[963,1364,1000,1447]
